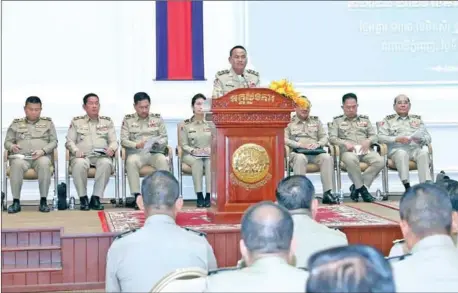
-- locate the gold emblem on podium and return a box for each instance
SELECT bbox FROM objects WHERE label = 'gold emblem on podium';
[231,143,272,189]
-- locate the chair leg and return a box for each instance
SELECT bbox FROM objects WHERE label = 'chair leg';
[65,161,70,199]
[382,155,389,200]
[2,177,8,211]
[336,156,342,193]
[114,159,120,206]
[178,158,183,196]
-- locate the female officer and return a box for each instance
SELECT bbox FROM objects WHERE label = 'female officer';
[180,94,214,207]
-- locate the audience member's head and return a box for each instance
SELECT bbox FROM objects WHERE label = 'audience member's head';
[276,175,318,218]
[399,183,453,249]
[240,201,295,266]
[450,191,458,236]
[137,171,182,218]
[306,245,395,293]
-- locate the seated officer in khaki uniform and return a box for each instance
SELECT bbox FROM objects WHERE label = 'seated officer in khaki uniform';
[4,96,58,213]
[276,175,348,268]
[66,93,118,211]
[180,94,215,208]
[212,45,260,98]
[120,92,169,209]
[329,93,383,202]
[391,184,458,292]
[378,94,432,191]
[285,96,337,204]
[205,201,308,292]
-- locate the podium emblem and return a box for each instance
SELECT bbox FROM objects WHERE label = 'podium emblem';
[231,143,271,184]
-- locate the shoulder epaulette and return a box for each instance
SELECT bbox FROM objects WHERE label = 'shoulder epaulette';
[40,117,51,121]
[100,116,111,121]
[184,118,191,124]
[410,114,421,119]
[124,113,136,119]
[13,118,25,123]
[246,69,259,76]
[386,114,396,120]
[217,69,230,76]
[291,115,297,121]
[114,228,137,240]
[333,115,343,120]
[73,115,85,121]
[393,238,405,244]
[184,227,207,238]
[386,253,411,262]
[309,116,318,120]
[150,113,161,118]
[359,115,369,119]
[208,267,239,276]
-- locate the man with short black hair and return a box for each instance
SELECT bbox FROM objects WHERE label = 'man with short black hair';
[66,93,117,211]
[121,92,169,209]
[212,45,260,98]
[306,245,395,293]
[105,171,217,292]
[205,201,308,292]
[329,93,383,202]
[276,175,348,267]
[4,96,58,213]
[392,183,458,292]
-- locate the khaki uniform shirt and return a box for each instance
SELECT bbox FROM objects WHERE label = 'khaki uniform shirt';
[120,112,168,155]
[4,117,58,156]
[212,68,260,98]
[329,114,378,150]
[105,215,218,292]
[205,256,308,292]
[285,116,328,149]
[392,235,458,292]
[180,116,215,155]
[378,113,432,154]
[65,115,118,157]
[291,213,348,268]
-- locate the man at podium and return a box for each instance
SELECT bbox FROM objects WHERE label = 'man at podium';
[211,45,260,98]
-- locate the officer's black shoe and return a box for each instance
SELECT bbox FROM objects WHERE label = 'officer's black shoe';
[38,198,50,213]
[204,193,211,208]
[89,196,104,210]
[133,193,140,210]
[359,186,375,202]
[80,196,90,211]
[349,184,359,202]
[7,199,21,214]
[403,182,411,192]
[196,192,204,208]
[322,190,339,205]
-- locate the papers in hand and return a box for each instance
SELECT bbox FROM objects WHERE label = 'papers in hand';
[8,154,33,160]
[408,128,425,144]
[353,145,367,155]
[143,137,160,151]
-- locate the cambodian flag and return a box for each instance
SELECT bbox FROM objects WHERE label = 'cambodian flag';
[155,0,205,81]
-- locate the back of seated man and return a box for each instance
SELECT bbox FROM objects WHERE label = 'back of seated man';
[105,171,217,292]
[205,201,308,292]
[306,245,395,293]
[391,183,458,292]
[276,175,348,267]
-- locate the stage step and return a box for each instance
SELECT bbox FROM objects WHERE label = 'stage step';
[2,263,62,274]
[2,245,61,252]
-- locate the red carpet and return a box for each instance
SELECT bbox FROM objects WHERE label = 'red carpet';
[98,205,397,233]
[373,201,400,210]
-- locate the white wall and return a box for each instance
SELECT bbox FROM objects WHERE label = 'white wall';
[1,1,245,127]
[1,1,458,201]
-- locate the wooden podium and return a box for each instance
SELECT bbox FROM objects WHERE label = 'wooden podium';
[206,88,294,224]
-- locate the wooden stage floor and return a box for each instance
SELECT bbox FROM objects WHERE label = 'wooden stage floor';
[1,199,402,293]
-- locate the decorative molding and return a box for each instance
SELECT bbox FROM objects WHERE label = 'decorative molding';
[212,113,290,124]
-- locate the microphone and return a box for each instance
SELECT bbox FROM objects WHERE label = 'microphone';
[240,74,249,88]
